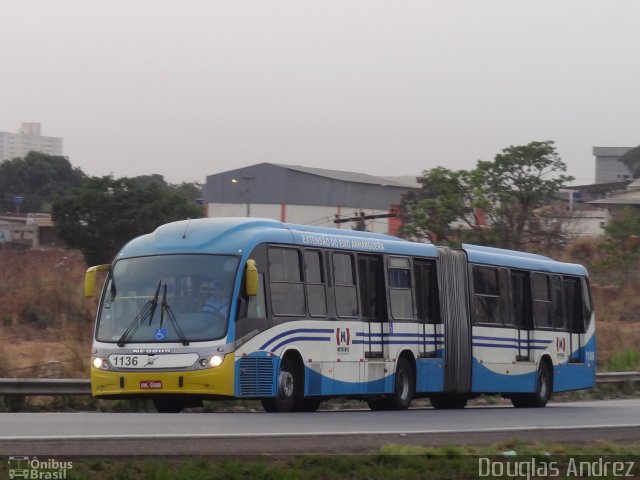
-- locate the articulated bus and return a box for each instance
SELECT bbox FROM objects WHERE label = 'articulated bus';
[85,218,595,413]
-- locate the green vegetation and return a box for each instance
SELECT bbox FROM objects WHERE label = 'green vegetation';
[593,207,640,282]
[0,152,84,213]
[0,441,638,479]
[620,145,640,179]
[601,348,640,372]
[401,140,573,250]
[51,174,204,265]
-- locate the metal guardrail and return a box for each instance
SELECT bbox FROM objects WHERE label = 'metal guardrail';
[0,378,90,396]
[595,371,640,384]
[0,372,638,397]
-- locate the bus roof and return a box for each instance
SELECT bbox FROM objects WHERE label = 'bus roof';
[116,217,587,276]
[116,217,437,259]
[462,244,588,276]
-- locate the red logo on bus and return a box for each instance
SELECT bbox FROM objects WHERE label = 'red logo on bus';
[336,328,351,346]
[556,338,566,353]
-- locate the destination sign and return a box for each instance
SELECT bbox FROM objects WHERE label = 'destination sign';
[298,233,385,252]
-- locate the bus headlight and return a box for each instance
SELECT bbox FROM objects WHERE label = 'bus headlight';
[209,355,224,368]
[92,357,109,369]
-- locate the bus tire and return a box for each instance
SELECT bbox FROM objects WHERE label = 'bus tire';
[366,357,415,411]
[390,357,415,410]
[511,362,552,408]
[153,396,183,413]
[430,394,468,410]
[261,355,302,413]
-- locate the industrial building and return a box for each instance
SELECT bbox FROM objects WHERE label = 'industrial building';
[201,163,418,235]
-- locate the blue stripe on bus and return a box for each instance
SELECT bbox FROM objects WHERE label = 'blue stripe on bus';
[260,328,335,350]
[270,336,333,352]
[473,335,552,344]
[472,342,550,350]
[355,332,444,338]
[352,340,441,346]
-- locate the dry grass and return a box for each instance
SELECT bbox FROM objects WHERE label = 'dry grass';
[0,247,96,378]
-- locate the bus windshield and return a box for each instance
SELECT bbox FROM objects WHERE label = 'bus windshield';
[95,254,239,343]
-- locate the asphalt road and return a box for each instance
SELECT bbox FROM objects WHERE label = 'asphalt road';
[1,399,639,456]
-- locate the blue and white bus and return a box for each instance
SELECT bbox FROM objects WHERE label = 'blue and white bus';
[85,218,595,412]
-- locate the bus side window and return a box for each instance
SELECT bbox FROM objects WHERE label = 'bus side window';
[268,247,305,317]
[551,274,564,330]
[563,276,582,333]
[388,256,413,320]
[358,255,384,321]
[581,278,593,332]
[334,252,359,318]
[472,266,503,325]
[414,260,440,324]
[304,250,326,317]
[510,270,532,329]
[532,273,552,328]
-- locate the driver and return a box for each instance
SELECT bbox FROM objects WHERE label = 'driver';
[199,281,229,318]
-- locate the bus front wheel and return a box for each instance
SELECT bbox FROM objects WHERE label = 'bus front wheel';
[511,363,552,408]
[261,356,301,413]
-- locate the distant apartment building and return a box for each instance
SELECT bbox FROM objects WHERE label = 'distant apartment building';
[0,123,63,160]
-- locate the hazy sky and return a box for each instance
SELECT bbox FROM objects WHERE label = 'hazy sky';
[1,1,639,185]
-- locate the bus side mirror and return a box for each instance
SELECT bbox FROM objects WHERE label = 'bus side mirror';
[84,264,110,297]
[245,259,258,297]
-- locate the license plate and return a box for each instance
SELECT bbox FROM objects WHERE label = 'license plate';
[140,380,163,390]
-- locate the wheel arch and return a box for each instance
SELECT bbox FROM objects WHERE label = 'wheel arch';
[396,349,417,381]
[279,347,306,389]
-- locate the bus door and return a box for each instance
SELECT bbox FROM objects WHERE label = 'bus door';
[436,248,472,394]
[414,259,442,358]
[357,254,386,360]
[511,270,532,362]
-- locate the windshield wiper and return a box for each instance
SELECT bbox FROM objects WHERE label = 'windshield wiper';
[160,283,189,346]
[117,281,162,347]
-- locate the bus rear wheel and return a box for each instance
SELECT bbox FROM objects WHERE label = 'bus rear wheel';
[511,363,552,408]
[430,394,468,410]
[366,357,415,411]
[261,356,302,413]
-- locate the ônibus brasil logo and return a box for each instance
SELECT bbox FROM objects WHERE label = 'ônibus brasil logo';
[8,456,73,479]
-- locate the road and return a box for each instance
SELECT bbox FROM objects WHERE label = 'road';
[1,399,639,456]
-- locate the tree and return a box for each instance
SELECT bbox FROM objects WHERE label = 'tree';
[619,145,640,179]
[477,141,573,250]
[402,141,573,250]
[0,152,85,213]
[51,175,204,265]
[596,207,640,282]
[400,167,483,243]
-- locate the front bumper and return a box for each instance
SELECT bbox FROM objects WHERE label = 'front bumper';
[91,355,234,397]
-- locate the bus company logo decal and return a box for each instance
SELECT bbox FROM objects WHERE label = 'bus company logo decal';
[336,328,351,354]
[8,456,73,479]
[556,337,566,353]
